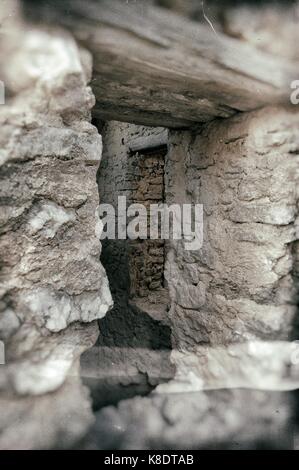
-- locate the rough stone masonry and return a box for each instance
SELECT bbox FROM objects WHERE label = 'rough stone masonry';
[0,2,112,448]
[163,106,299,392]
[0,0,298,451]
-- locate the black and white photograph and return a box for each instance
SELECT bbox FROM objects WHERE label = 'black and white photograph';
[0,0,298,459]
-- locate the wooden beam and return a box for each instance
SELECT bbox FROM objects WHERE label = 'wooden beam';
[23,0,298,128]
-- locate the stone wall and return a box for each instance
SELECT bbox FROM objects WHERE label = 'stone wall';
[90,109,299,400]
[162,105,299,391]
[85,388,295,450]
[1,0,299,450]
[81,122,174,409]
[0,6,112,448]
[96,121,169,313]
[81,106,299,450]
[129,150,165,298]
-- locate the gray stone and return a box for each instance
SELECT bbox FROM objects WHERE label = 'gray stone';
[83,389,295,449]
[0,8,112,448]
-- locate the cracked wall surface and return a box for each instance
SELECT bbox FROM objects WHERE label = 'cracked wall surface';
[0,0,299,451]
[0,5,112,449]
[162,106,299,392]
[93,109,299,398]
[80,106,299,450]
[129,150,166,299]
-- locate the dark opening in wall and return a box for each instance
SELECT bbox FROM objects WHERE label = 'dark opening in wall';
[81,122,174,411]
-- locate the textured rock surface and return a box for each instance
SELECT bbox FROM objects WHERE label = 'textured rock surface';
[87,104,299,448]
[163,106,299,390]
[157,0,299,60]
[95,111,299,396]
[157,341,299,393]
[1,0,299,451]
[82,122,174,409]
[129,150,166,298]
[0,5,112,448]
[0,367,94,450]
[82,389,295,449]
[23,0,299,128]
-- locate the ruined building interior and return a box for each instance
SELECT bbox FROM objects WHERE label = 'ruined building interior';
[0,0,299,450]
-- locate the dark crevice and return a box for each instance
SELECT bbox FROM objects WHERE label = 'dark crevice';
[81,121,174,413]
